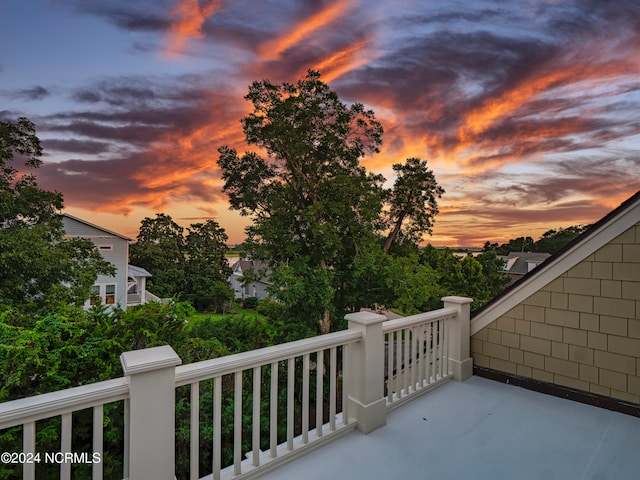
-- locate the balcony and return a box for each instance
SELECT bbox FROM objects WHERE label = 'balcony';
[259,374,640,480]
[2,296,639,479]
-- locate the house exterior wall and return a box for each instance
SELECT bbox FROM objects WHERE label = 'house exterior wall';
[471,222,640,404]
[62,216,129,309]
[229,274,270,299]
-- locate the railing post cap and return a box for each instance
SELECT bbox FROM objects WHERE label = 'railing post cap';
[441,296,473,305]
[345,310,387,325]
[120,345,182,376]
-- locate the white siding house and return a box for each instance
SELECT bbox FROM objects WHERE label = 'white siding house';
[62,214,159,310]
[228,258,272,299]
[63,214,129,309]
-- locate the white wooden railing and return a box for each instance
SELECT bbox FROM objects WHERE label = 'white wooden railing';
[175,329,361,480]
[0,378,129,480]
[383,296,471,411]
[0,296,472,480]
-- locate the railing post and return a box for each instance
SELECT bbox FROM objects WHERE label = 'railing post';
[345,311,387,434]
[120,345,182,479]
[442,296,473,381]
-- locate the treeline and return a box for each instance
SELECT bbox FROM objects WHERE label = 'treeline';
[128,214,233,312]
[483,225,591,256]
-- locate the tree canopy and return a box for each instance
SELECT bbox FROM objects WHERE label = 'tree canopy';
[0,118,113,318]
[484,224,591,256]
[383,158,444,254]
[129,214,233,312]
[129,213,187,297]
[218,70,391,333]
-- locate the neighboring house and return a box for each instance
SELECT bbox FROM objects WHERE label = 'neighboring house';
[228,258,272,299]
[501,252,551,282]
[62,214,159,310]
[126,265,155,306]
[471,191,640,412]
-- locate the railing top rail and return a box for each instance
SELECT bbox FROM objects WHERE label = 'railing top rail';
[175,329,362,387]
[0,377,129,430]
[382,306,458,333]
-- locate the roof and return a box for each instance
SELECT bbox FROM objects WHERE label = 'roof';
[128,265,152,278]
[62,213,131,241]
[471,190,640,335]
[501,252,551,275]
[231,258,273,284]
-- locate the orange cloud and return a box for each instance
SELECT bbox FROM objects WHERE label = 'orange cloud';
[259,0,354,61]
[164,0,221,57]
[455,48,639,170]
[313,37,378,84]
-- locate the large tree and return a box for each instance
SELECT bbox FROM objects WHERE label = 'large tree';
[129,213,187,297]
[0,118,113,317]
[129,214,233,311]
[184,219,233,311]
[218,70,385,333]
[383,157,444,254]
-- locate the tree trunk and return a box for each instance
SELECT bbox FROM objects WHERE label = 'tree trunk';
[318,259,331,335]
[319,308,331,335]
[383,217,404,255]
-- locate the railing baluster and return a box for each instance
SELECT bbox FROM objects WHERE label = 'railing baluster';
[426,322,432,385]
[93,405,104,480]
[302,354,310,444]
[418,326,423,388]
[60,412,72,480]
[395,331,402,398]
[316,350,324,438]
[420,325,429,388]
[123,398,130,480]
[329,347,336,431]
[287,358,294,451]
[190,382,199,480]
[342,344,349,425]
[403,328,410,395]
[213,376,222,480]
[23,421,35,480]
[443,317,449,377]
[387,331,394,403]
[234,370,243,476]
[438,320,444,379]
[270,361,278,458]
[407,328,412,392]
[411,327,417,392]
[442,319,447,378]
[252,366,261,466]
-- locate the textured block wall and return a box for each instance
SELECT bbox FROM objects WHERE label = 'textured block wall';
[472,223,640,404]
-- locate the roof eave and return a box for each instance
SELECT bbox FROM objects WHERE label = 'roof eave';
[471,191,640,335]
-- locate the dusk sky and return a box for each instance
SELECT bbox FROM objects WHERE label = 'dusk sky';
[2,0,639,247]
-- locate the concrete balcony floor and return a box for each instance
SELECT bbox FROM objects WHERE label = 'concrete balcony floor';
[259,376,640,480]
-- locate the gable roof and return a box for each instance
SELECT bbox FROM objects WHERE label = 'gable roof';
[128,265,152,278]
[502,252,551,275]
[231,258,273,284]
[62,213,131,241]
[471,190,640,335]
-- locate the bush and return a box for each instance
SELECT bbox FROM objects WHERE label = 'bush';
[242,296,259,309]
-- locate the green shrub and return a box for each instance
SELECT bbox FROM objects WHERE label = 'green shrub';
[242,296,259,309]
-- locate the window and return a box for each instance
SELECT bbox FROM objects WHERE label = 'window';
[87,283,117,307]
[98,245,113,251]
[105,284,116,304]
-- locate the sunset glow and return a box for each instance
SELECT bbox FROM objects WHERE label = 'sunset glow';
[164,0,222,57]
[2,0,639,246]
